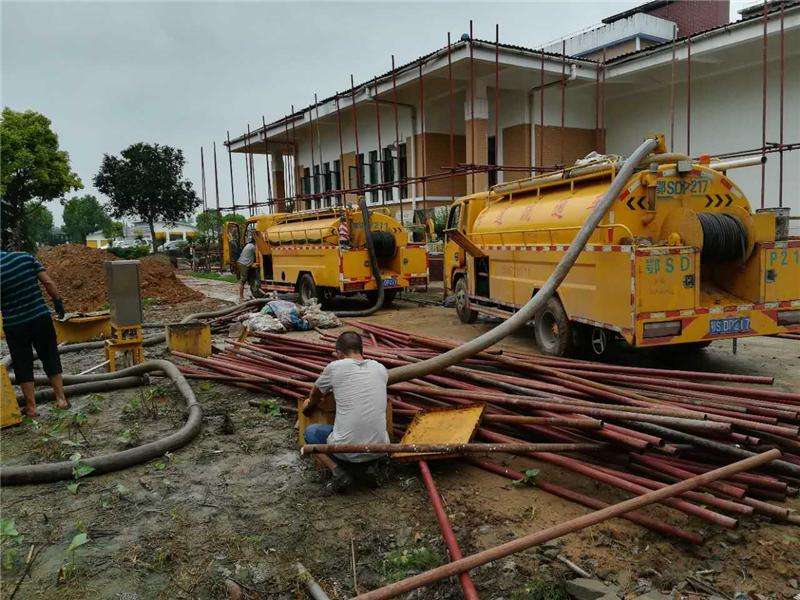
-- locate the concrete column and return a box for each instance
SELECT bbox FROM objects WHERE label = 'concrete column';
[465,83,489,194]
[272,153,286,213]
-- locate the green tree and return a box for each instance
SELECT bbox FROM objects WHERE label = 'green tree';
[62,194,111,244]
[195,209,222,239]
[222,214,246,226]
[94,143,199,252]
[0,108,82,250]
[24,202,54,246]
[102,220,124,240]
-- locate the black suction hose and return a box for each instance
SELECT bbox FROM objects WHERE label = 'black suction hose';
[0,360,202,485]
[333,197,385,318]
[386,137,660,384]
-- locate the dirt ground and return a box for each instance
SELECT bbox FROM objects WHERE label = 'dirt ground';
[1,285,799,600]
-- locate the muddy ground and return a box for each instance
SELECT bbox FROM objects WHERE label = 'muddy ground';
[1,288,799,600]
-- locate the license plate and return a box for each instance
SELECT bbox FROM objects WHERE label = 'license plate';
[382,278,397,288]
[709,316,750,335]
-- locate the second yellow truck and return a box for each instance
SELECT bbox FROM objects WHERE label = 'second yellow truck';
[223,205,428,305]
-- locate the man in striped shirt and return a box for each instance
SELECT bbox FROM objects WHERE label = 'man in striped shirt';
[1,251,69,417]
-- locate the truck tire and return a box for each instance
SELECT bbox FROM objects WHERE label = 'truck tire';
[367,289,397,305]
[533,296,573,356]
[455,277,478,324]
[297,274,319,305]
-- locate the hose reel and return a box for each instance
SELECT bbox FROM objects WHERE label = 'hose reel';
[371,230,397,261]
[698,212,748,263]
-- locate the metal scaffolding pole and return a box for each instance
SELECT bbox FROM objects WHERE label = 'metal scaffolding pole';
[391,55,403,223]
[469,20,475,193]
[447,33,455,204]
[539,50,545,168]
[213,141,220,213]
[350,75,362,189]
[494,24,500,185]
[200,146,207,213]
[226,130,235,213]
[262,116,273,212]
[560,40,566,167]
[760,0,769,209]
[669,24,677,152]
[779,1,785,207]
[419,62,428,220]
[314,93,325,206]
[374,81,384,206]
[686,37,692,156]
[335,95,345,207]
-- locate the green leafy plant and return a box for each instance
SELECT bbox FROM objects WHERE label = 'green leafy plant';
[258,399,282,417]
[117,423,141,447]
[59,531,90,582]
[65,453,95,494]
[513,469,540,486]
[381,546,440,582]
[188,270,237,283]
[0,519,22,571]
[511,578,568,600]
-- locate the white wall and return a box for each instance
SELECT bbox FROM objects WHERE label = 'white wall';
[605,51,800,233]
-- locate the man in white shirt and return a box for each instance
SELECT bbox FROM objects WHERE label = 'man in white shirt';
[237,237,257,302]
[302,331,389,491]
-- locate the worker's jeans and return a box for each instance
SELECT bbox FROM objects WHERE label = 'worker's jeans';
[304,423,333,445]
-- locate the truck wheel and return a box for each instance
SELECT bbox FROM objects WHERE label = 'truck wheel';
[533,297,572,356]
[455,278,478,324]
[297,274,318,305]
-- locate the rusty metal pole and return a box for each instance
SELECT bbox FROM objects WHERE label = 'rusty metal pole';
[419,62,428,223]
[686,37,692,156]
[494,24,500,185]
[213,142,220,213]
[391,55,403,223]
[291,105,300,209]
[594,58,600,152]
[335,95,345,207]
[469,20,475,193]
[560,40,566,168]
[600,48,606,153]
[226,130,236,213]
[539,50,545,168]
[245,124,253,215]
[375,92,384,206]
[352,450,781,600]
[284,112,294,207]
[760,0,768,208]
[669,24,677,152]
[262,116,273,212]
[309,104,317,209]
[779,1,785,207]
[301,442,606,455]
[418,461,480,600]
[447,33,455,205]
[351,75,362,190]
[314,93,325,206]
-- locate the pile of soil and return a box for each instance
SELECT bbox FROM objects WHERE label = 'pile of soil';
[38,244,203,312]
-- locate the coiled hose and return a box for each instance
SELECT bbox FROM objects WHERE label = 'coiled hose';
[0,360,202,485]
[333,197,385,318]
[386,137,660,384]
[698,212,748,262]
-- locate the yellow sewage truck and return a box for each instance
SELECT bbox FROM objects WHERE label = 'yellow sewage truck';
[443,139,800,356]
[223,205,428,305]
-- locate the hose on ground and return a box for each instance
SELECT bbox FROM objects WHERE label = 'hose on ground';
[386,137,660,385]
[20,376,147,404]
[0,360,203,485]
[333,196,385,318]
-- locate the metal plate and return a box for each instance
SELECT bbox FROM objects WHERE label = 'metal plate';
[395,404,485,462]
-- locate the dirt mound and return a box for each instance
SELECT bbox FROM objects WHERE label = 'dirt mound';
[37,244,202,313]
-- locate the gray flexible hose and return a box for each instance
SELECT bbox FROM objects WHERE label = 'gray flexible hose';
[20,376,146,404]
[333,197,385,317]
[0,360,203,485]
[387,137,659,385]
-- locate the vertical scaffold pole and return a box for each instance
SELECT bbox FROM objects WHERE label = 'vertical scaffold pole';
[391,55,403,224]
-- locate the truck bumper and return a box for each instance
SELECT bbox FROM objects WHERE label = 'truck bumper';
[633,300,800,346]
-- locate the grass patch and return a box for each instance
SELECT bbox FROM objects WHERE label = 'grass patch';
[188,271,237,283]
[381,546,440,582]
[512,578,569,600]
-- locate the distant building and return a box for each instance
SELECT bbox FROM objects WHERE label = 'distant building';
[85,221,198,248]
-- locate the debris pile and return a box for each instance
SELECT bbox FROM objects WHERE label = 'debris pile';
[37,244,202,312]
[175,319,800,543]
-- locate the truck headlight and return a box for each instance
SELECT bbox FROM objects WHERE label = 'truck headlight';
[643,320,682,338]
[777,310,800,326]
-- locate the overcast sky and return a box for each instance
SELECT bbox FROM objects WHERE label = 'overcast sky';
[2,0,755,226]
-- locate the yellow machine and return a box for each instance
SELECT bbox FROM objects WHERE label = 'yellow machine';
[1,364,22,428]
[223,205,428,305]
[444,140,800,356]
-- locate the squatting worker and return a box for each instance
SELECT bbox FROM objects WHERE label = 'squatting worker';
[0,250,69,417]
[302,331,389,491]
[237,236,257,302]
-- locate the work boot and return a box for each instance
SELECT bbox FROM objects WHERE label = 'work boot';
[325,466,354,494]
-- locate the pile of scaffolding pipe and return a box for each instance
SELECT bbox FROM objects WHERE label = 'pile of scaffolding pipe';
[172,321,800,542]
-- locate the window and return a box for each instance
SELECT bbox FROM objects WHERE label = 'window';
[382,147,394,203]
[352,153,365,189]
[312,165,321,209]
[447,203,461,231]
[302,167,311,196]
[323,162,332,207]
[333,159,342,205]
[368,150,379,203]
[488,136,497,187]
[398,143,408,199]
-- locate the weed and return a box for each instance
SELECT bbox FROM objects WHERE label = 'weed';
[0,519,22,571]
[381,546,440,582]
[513,469,540,486]
[58,531,90,582]
[258,399,282,417]
[84,395,105,414]
[189,271,237,284]
[511,578,568,600]
[117,422,142,447]
[141,297,160,308]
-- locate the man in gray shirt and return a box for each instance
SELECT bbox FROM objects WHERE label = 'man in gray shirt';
[302,331,389,491]
[237,237,257,302]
